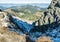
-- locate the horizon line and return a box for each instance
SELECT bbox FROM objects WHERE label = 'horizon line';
[0,3,50,4]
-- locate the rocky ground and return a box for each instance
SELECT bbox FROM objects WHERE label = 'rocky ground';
[0,26,26,42]
[0,0,60,42]
[32,0,60,42]
[0,9,53,42]
[34,0,60,30]
[0,11,26,42]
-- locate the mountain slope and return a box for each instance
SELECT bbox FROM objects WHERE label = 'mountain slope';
[10,5,41,14]
[34,0,60,28]
[0,11,26,42]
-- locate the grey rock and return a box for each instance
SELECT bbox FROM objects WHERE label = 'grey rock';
[33,0,60,32]
[35,0,60,25]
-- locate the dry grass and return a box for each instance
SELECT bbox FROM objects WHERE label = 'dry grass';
[36,36,53,42]
[0,26,26,42]
[5,9,43,21]
[35,12,43,17]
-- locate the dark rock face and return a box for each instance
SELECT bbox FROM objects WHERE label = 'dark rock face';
[0,9,2,12]
[33,0,60,32]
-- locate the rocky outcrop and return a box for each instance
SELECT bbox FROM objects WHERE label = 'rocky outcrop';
[0,12,10,28]
[33,0,60,32]
[0,11,26,42]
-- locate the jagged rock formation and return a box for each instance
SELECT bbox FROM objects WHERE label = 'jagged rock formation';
[33,0,60,32]
[39,0,60,25]
[29,0,60,41]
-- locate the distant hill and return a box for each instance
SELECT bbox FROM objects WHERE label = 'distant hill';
[5,4,46,21]
[0,3,49,11]
[10,5,42,14]
[0,6,6,10]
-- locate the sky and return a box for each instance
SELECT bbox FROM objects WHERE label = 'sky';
[0,0,52,4]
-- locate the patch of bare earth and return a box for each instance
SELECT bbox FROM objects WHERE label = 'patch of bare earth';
[36,36,53,42]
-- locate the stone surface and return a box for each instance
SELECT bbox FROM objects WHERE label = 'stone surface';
[0,11,26,42]
[0,12,9,28]
[33,0,60,32]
